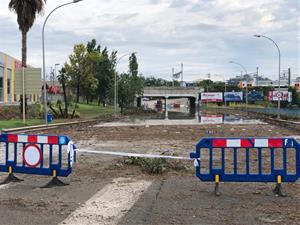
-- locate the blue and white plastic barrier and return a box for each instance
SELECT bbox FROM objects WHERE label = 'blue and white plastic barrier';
[190,137,300,195]
[0,133,76,185]
[0,133,299,196]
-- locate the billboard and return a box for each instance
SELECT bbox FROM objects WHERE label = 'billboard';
[248,91,264,102]
[201,92,223,102]
[224,92,243,102]
[268,91,292,102]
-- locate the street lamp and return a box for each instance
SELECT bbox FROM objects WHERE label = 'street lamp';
[229,61,249,109]
[254,34,281,119]
[42,0,83,125]
[114,52,137,114]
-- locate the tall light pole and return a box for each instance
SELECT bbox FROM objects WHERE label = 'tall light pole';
[229,61,248,109]
[254,35,281,119]
[42,0,83,125]
[54,63,60,85]
[114,52,137,114]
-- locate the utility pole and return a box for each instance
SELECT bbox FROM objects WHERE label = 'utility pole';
[207,73,211,92]
[181,63,183,87]
[206,73,211,106]
[256,67,259,86]
[172,68,174,87]
[229,61,248,112]
[288,68,291,87]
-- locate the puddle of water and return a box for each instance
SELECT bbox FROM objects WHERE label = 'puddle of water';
[95,112,266,128]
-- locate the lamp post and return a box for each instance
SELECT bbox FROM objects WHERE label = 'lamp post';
[114,52,137,114]
[254,35,281,119]
[42,0,83,125]
[214,74,227,106]
[229,61,248,109]
[54,63,60,85]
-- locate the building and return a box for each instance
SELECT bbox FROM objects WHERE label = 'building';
[0,51,42,104]
[235,72,300,91]
[294,77,300,92]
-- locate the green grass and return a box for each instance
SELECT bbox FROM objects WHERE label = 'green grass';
[0,103,114,130]
[76,103,114,119]
[0,119,44,130]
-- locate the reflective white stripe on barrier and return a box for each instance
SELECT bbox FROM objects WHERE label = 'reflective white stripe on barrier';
[76,149,192,160]
[68,141,75,166]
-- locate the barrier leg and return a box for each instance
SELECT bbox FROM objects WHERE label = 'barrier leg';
[0,166,23,185]
[214,174,220,196]
[41,170,69,188]
[273,176,286,197]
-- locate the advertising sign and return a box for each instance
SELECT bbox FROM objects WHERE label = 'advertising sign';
[201,115,223,124]
[201,92,223,102]
[248,91,264,102]
[268,91,292,102]
[224,92,243,102]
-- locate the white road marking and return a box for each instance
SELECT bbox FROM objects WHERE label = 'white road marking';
[59,178,152,225]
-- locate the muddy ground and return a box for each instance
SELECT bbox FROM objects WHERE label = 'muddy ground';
[0,119,299,225]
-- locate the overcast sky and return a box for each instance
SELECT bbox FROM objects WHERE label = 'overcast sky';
[0,0,299,81]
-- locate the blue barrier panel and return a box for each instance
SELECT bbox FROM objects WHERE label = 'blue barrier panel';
[190,137,300,195]
[0,133,76,182]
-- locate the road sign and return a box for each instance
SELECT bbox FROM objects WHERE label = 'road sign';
[23,144,42,168]
[277,92,282,98]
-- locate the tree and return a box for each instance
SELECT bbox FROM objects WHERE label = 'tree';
[143,76,180,87]
[118,73,131,112]
[9,0,46,67]
[57,66,70,118]
[129,53,138,76]
[197,79,214,91]
[87,38,101,53]
[62,40,119,105]
[118,54,144,112]
[95,46,117,106]
[65,44,87,103]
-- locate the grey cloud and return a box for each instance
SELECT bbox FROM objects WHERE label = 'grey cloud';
[0,0,298,81]
[169,0,191,8]
[114,13,138,22]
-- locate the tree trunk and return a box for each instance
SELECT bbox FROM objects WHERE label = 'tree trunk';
[49,105,59,118]
[98,97,101,106]
[58,105,64,118]
[76,84,80,103]
[62,83,68,118]
[21,31,27,67]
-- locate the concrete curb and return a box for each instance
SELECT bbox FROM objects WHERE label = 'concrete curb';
[1,119,99,133]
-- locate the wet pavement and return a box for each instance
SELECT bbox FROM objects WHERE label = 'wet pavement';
[94,112,266,127]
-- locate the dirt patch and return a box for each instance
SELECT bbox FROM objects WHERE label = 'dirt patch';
[0,120,299,225]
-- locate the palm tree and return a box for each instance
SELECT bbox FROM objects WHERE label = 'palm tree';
[9,0,46,67]
[57,67,69,118]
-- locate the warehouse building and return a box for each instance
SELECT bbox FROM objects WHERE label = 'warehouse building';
[0,51,42,104]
